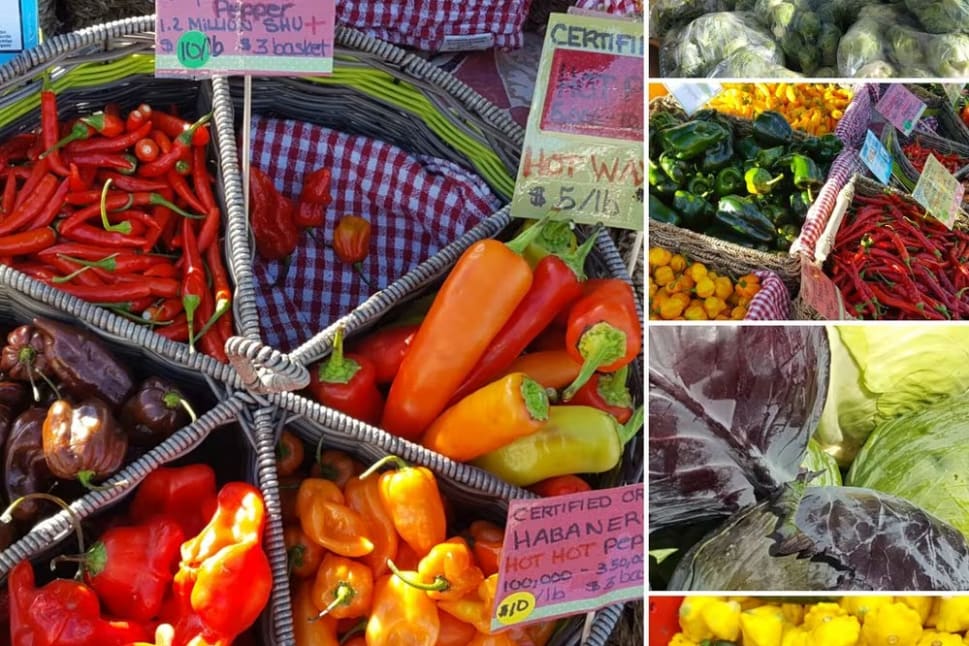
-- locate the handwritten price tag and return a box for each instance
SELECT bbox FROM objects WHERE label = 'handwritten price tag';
[912,153,965,230]
[800,257,849,320]
[664,81,722,115]
[490,484,644,632]
[154,0,334,78]
[875,84,926,136]
[0,0,38,66]
[860,129,892,184]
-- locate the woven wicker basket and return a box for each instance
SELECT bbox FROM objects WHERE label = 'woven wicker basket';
[886,129,969,194]
[906,84,969,146]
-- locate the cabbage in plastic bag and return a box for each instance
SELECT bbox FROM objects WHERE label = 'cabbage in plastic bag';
[649,0,737,38]
[816,326,969,467]
[710,49,803,77]
[848,397,969,538]
[926,33,969,76]
[659,12,786,77]
[905,0,969,33]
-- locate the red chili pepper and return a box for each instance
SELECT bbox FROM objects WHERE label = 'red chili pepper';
[40,90,70,177]
[205,238,234,342]
[451,232,599,404]
[69,121,153,156]
[347,323,419,385]
[57,223,148,249]
[27,177,70,230]
[154,316,189,341]
[0,133,37,167]
[45,253,105,287]
[67,152,137,173]
[60,189,202,232]
[138,114,211,178]
[134,137,159,162]
[0,227,56,256]
[125,105,150,133]
[180,216,212,353]
[527,474,592,497]
[2,170,18,214]
[13,158,50,211]
[561,278,642,400]
[300,166,333,205]
[152,129,173,154]
[306,326,384,425]
[249,166,298,261]
[50,280,152,303]
[167,168,208,215]
[0,173,59,235]
[151,110,211,148]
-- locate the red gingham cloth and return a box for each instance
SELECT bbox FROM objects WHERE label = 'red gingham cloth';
[573,0,642,16]
[249,116,502,352]
[336,0,532,52]
[746,270,791,320]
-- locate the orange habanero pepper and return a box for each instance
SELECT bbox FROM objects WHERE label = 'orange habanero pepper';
[311,553,374,620]
[467,520,504,577]
[360,455,446,557]
[469,632,519,646]
[284,524,325,579]
[436,574,498,635]
[293,580,339,646]
[366,572,440,646]
[296,478,374,558]
[436,611,477,646]
[343,473,399,577]
[412,537,485,602]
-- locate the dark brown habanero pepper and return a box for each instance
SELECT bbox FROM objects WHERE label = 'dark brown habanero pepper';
[42,398,127,487]
[31,318,134,408]
[4,407,60,524]
[0,325,51,385]
[118,377,195,447]
[0,381,26,451]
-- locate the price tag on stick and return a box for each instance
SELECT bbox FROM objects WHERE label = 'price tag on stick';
[490,484,644,632]
[154,0,335,77]
[800,256,851,320]
[912,153,966,230]
[874,84,926,136]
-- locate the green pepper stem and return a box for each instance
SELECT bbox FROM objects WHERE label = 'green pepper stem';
[50,541,107,576]
[57,253,119,272]
[537,219,576,255]
[163,391,197,423]
[557,224,601,281]
[358,454,409,480]
[183,294,201,352]
[150,193,204,219]
[193,298,230,341]
[177,113,212,146]
[99,179,132,235]
[51,265,93,284]
[520,376,550,422]
[338,620,367,645]
[39,122,91,159]
[505,213,554,255]
[1,493,85,573]
[386,559,450,593]
[597,365,633,408]
[286,544,305,577]
[311,582,357,621]
[77,470,115,492]
[562,322,628,401]
[319,326,361,385]
[616,406,644,447]
[353,262,372,288]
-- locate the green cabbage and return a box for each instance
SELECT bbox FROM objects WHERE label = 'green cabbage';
[847,397,969,538]
[801,439,842,486]
[816,326,969,466]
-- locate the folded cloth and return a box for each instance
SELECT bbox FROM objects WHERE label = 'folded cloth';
[249,115,502,351]
[337,0,532,52]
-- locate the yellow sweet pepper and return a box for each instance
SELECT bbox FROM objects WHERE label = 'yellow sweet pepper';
[679,596,718,641]
[841,597,895,622]
[860,602,923,646]
[809,614,861,646]
[900,597,935,624]
[740,605,787,646]
[917,631,963,646]
[781,626,811,646]
[700,599,742,641]
[803,603,848,630]
[935,597,969,633]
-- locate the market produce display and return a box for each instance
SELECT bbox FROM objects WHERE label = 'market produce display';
[647,246,764,320]
[649,106,842,252]
[652,0,969,77]
[655,595,969,646]
[0,93,233,361]
[275,435,561,646]
[6,466,271,645]
[704,84,853,137]
[649,325,969,592]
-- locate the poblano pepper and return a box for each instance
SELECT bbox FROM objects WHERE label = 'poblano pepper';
[752,110,794,146]
[673,190,713,230]
[754,145,787,169]
[736,136,762,161]
[658,151,689,186]
[816,133,843,162]
[687,173,715,198]
[700,134,735,172]
[704,224,760,249]
[649,193,681,226]
[715,195,776,244]
[744,167,785,195]
[649,160,678,198]
[761,202,792,227]
[786,153,824,189]
[790,190,813,222]
[715,166,745,196]
[776,224,800,250]
[657,120,729,160]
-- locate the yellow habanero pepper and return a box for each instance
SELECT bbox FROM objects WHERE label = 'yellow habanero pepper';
[810,614,861,646]
[899,597,935,624]
[781,603,804,626]
[934,597,969,633]
[841,596,895,621]
[740,605,786,646]
[700,599,742,641]
[861,602,923,646]
[803,603,848,630]
[668,634,699,646]
[781,626,810,646]
[918,631,963,646]
[678,596,718,641]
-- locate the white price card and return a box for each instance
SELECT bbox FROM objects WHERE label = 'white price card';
[912,153,965,230]
[663,81,722,115]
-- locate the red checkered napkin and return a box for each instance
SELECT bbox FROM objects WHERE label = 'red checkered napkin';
[249,116,502,352]
[337,0,532,52]
[747,271,791,320]
[573,0,642,16]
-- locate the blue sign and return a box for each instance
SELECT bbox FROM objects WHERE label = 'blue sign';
[0,0,39,66]
[861,129,892,185]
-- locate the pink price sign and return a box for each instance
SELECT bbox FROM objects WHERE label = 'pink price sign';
[490,484,644,632]
[154,0,334,77]
[874,84,926,136]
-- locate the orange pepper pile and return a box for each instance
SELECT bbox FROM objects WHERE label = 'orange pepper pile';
[277,432,558,646]
[704,83,852,137]
[648,246,762,321]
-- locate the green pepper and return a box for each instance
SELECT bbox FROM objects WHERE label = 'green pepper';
[658,120,729,160]
[472,405,643,487]
[752,110,794,146]
[715,166,745,196]
[753,145,787,169]
[785,153,823,189]
[673,190,713,230]
[704,224,759,249]
[700,134,735,172]
[649,193,681,226]
[687,173,715,198]
[816,133,843,162]
[650,110,682,132]
[776,223,800,251]
[790,190,813,223]
[735,136,762,161]
[761,202,792,227]
[744,167,785,195]
[715,195,776,244]
[658,151,689,186]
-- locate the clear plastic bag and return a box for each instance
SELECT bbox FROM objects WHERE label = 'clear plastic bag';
[905,0,969,34]
[649,0,736,38]
[658,12,787,77]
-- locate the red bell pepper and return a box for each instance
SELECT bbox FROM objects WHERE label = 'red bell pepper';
[449,230,599,404]
[561,278,642,401]
[346,323,419,385]
[9,560,150,646]
[128,464,218,538]
[306,326,384,425]
[567,364,634,423]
